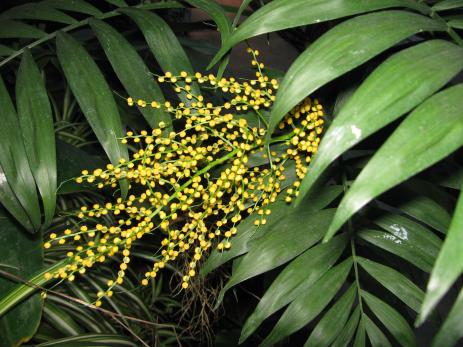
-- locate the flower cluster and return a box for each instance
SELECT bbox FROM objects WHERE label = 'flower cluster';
[44,49,325,306]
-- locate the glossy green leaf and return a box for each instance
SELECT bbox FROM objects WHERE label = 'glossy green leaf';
[0,3,76,24]
[362,290,416,347]
[373,213,442,261]
[56,31,129,196]
[297,40,463,200]
[327,83,463,240]
[216,208,335,305]
[432,287,463,347]
[121,8,200,101]
[364,315,392,347]
[0,210,43,347]
[43,0,102,16]
[267,11,446,139]
[0,76,41,230]
[89,18,171,130]
[16,49,56,228]
[240,233,348,342]
[208,0,430,67]
[0,165,34,231]
[432,0,463,11]
[202,184,342,276]
[395,194,451,234]
[260,258,353,347]
[304,284,356,347]
[35,334,138,347]
[358,229,434,272]
[0,20,46,39]
[419,188,463,323]
[232,0,252,27]
[331,306,361,347]
[185,0,231,39]
[357,257,424,312]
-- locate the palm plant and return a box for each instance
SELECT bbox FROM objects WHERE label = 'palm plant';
[0,0,463,347]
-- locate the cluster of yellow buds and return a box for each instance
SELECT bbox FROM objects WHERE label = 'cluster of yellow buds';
[44,48,325,306]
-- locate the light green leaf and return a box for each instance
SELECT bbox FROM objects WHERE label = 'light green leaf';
[216,208,335,305]
[327,83,463,240]
[0,210,43,347]
[0,3,77,24]
[42,302,83,336]
[304,284,356,347]
[240,233,348,342]
[358,229,434,272]
[431,287,463,347]
[42,0,103,16]
[89,18,171,130]
[419,187,463,323]
[448,19,463,29]
[432,0,463,11]
[267,11,446,140]
[0,77,41,230]
[260,258,353,347]
[121,8,200,102]
[362,290,416,347]
[357,257,424,312]
[56,31,129,197]
[0,20,46,39]
[364,315,392,347]
[331,306,361,347]
[208,0,430,67]
[297,40,463,200]
[16,49,57,228]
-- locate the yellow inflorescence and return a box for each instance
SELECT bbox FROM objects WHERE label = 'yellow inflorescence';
[44,48,325,306]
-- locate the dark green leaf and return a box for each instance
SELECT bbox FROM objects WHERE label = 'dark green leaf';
[373,213,441,261]
[35,334,138,347]
[395,194,451,234]
[104,0,128,7]
[304,284,356,347]
[0,76,41,230]
[353,318,366,347]
[0,3,77,24]
[240,233,348,342]
[216,208,335,305]
[358,229,434,272]
[419,188,463,323]
[362,290,416,347]
[202,184,342,276]
[16,49,56,228]
[56,31,129,196]
[260,258,353,346]
[0,45,14,56]
[209,0,430,67]
[327,83,463,240]
[297,40,463,200]
[0,20,46,39]
[121,8,200,102]
[432,0,463,11]
[43,0,103,16]
[331,306,361,347]
[89,18,171,130]
[43,302,83,336]
[185,0,231,39]
[357,257,424,312]
[0,210,42,347]
[432,287,463,347]
[364,315,392,347]
[448,19,463,29]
